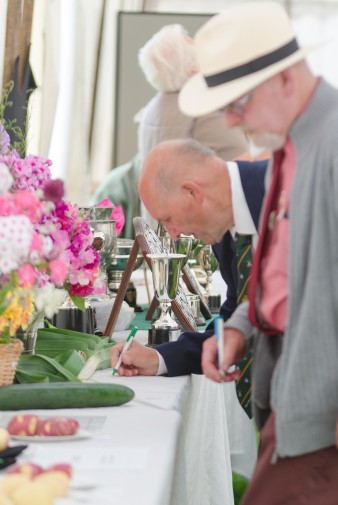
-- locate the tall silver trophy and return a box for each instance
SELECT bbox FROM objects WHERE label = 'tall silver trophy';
[147,253,185,345]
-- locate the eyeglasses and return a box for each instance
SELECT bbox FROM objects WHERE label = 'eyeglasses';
[222,89,255,116]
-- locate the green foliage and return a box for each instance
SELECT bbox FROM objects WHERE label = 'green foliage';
[0,80,31,157]
[70,295,86,311]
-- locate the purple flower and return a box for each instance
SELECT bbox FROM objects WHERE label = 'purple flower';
[0,153,52,191]
[0,123,10,155]
[43,179,65,203]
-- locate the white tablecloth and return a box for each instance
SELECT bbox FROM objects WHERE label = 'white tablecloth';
[1,368,256,505]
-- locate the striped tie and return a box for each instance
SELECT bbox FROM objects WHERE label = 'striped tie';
[234,233,253,418]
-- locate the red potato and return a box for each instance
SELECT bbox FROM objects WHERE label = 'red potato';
[7,462,44,479]
[36,417,79,437]
[46,464,73,478]
[7,414,40,436]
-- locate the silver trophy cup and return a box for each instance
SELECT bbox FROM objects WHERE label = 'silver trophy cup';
[147,253,185,344]
[199,244,221,313]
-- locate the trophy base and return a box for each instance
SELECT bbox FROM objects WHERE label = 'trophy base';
[207,294,221,314]
[148,327,181,346]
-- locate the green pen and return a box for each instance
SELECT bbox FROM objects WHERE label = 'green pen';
[112,326,138,375]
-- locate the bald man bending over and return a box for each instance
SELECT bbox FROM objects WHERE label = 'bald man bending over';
[112,139,267,416]
[139,139,235,244]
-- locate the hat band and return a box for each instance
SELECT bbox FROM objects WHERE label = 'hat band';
[204,38,299,87]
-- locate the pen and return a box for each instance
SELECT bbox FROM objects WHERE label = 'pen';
[112,326,138,375]
[214,316,224,374]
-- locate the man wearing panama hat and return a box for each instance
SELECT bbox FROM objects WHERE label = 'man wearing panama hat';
[178,2,338,503]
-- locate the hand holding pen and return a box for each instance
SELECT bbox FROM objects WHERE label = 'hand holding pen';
[214,316,225,374]
[205,317,243,382]
[112,326,138,376]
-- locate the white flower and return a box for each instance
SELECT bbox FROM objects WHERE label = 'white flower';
[0,162,13,194]
[41,235,53,256]
[0,215,33,273]
[34,285,67,318]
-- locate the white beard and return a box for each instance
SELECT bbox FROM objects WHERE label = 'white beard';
[247,132,286,158]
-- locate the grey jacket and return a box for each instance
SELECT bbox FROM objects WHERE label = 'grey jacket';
[225,79,338,458]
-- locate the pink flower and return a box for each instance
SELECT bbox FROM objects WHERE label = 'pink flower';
[49,259,68,285]
[68,283,94,297]
[30,234,43,253]
[17,264,36,286]
[1,153,52,192]
[111,205,125,236]
[13,190,43,221]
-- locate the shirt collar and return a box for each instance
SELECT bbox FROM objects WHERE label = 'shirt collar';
[227,161,257,239]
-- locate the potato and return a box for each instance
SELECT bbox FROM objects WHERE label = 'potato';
[7,414,40,436]
[0,428,9,451]
[7,462,44,479]
[36,416,79,437]
[12,482,53,505]
[33,471,69,498]
[47,463,73,478]
[0,494,11,505]
[0,474,30,499]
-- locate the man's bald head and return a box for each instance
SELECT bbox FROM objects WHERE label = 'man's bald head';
[138,139,234,244]
[139,138,215,196]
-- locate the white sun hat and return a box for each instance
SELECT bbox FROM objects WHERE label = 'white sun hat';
[179,2,320,118]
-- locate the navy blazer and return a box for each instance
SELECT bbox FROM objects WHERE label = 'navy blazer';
[156,160,267,376]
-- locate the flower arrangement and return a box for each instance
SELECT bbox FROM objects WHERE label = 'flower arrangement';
[0,168,67,342]
[0,124,104,343]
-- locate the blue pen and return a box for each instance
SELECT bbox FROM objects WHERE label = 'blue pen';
[112,326,138,375]
[214,316,224,373]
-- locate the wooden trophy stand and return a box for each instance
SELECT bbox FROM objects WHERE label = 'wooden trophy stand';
[104,217,198,337]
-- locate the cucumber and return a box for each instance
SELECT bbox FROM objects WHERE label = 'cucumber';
[0,382,134,410]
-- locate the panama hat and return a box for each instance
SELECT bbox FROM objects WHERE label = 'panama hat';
[179,2,320,117]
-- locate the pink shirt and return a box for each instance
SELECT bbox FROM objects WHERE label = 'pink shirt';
[257,79,320,334]
[260,140,295,332]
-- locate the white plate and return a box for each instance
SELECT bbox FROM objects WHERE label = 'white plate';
[10,429,91,443]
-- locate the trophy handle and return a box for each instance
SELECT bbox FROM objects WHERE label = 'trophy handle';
[182,264,212,320]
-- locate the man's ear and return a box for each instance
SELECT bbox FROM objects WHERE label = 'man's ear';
[181,181,203,204]
[280,67,295,96]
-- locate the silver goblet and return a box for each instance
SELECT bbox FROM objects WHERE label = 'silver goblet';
[147,253,185,344]
[199,244,221,312]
